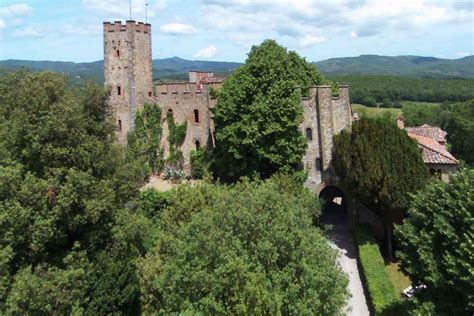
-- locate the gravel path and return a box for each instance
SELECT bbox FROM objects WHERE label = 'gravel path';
[325,213,370,316]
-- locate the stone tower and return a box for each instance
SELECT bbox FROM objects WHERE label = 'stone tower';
[103,20,153,142]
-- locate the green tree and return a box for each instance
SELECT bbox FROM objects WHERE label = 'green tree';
[442,99,474,165]
[332,117,429,259]
[0,70,149,313]
[211,40,330,181]
[362,96,377,107]
[139,175,348,314]
[395,169,474,315]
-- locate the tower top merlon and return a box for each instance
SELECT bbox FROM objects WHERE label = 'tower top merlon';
[103,21,151,33]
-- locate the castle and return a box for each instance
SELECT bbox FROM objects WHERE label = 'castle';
[103,20,353,193]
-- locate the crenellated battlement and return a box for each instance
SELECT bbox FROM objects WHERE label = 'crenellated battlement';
[156,82,209,95]
[298,85,349,101]
[103,20,151,33]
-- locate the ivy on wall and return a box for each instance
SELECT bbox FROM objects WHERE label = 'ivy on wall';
[127,103,164,174]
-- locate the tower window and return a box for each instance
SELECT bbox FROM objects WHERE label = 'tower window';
[117,86,121,96]
[116,50,120,57]
[118,119,122,132]
[194,109,200,123]
[195,140,200,150]
[305,128,312,141]
[148,91,152,97]
[315,158,322,171]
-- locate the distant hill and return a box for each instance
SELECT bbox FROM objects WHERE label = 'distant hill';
[1,55,473,82]
[0,57,241,83]
[314,55,474,78]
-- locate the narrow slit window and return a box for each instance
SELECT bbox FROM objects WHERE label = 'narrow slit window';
[118,119,122,132]
[315,158,322,171]
[148,91,152,97]
[306,128,312,141]
[116,49,120,57]
[195,140,200,150]
[117,86,121,95]
[194,109,200,123]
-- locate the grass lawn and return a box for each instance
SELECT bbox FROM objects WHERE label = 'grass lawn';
[385,262,411,298]
[352,104,402,118]
[401,101,441,107]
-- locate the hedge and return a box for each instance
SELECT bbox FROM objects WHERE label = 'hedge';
[355,225,398,315]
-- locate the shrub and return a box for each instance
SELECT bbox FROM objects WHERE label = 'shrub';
[355,225,398,315]
[163,166,185,181]
[362,96,377,107]
[190,147,208,179]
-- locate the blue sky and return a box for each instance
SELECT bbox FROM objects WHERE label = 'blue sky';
[0,0,473,62]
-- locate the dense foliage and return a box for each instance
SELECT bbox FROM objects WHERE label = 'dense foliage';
[165,111,187,170]
[395,169,474,315]
[212,40,330,181]
[0,71,150,313]
[127,103,164,174]
[138,176,349,314]
[402,99,474,165]
[332,117,429,258]
[355,226,398,315]
[330,75,474,105]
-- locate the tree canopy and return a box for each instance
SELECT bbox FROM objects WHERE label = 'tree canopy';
[395,168,474,315]
[0,70,150,313]
[138,175,348,314]
[211,40,329,181]
[332,117,429,258]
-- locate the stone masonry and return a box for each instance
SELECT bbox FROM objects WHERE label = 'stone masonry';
[103,20,154,143]
[104,21,352,193]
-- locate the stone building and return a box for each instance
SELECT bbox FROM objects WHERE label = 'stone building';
[396,116,458,181]
[103,21,352,194]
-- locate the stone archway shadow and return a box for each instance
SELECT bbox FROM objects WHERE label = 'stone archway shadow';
[319,185,356,259]
[319,185,370,315]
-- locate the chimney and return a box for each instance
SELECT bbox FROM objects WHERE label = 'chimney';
[396,115,405,129]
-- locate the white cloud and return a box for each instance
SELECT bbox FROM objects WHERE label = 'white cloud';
[0,3,33,17]
[202,0,472,44]
[0,3,33,31]
[298,34,326,47]
[193,45,218,59]
[160,23,197,35]
[82,0,166,19]
[62,24,101,36]
[456,51,469,57]
[13,26,47,38]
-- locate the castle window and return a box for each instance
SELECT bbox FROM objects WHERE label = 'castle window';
[116,49,120,57]
[305,128,312,141]
[148,91,152,97]
[117,86,121,96]
[118,119,122,132]
[315,158,322,171]
[195,140,200,150]
[194,109,200,123]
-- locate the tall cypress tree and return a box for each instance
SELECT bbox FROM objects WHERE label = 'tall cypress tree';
[332,117,429,259]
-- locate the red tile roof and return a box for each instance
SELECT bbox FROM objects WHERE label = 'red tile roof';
[407,132,458,165]
[405,124,447,143]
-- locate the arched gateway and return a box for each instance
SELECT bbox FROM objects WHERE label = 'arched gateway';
[319,185,348,224]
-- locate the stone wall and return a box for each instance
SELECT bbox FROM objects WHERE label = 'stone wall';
[303,86,352,193]
[155,82,217,171]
